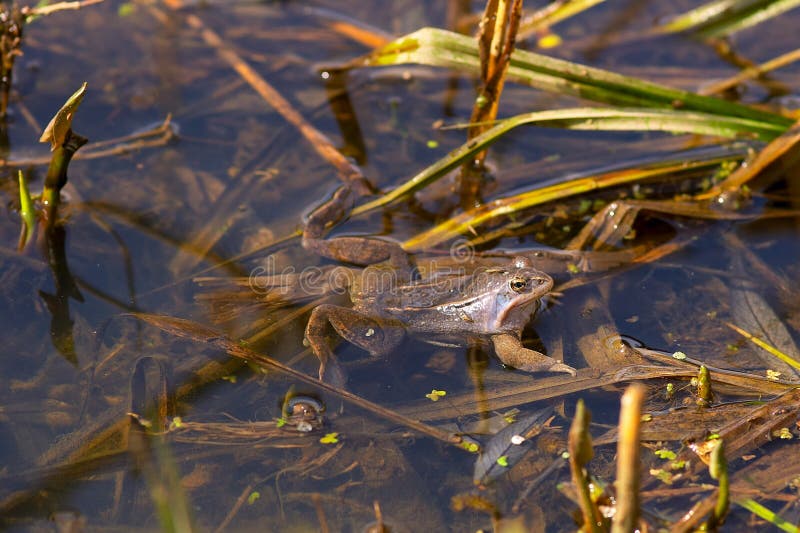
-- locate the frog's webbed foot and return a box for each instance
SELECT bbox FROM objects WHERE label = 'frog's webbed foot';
[305,304,405,385]
[491,334,576,376]
[302,186,415,274]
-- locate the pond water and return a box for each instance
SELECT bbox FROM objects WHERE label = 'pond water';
[2,1,800,531]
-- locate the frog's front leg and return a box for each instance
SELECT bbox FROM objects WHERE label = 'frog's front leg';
[302,186,415,275]
[305,304,405,385]
[491,333,576,376]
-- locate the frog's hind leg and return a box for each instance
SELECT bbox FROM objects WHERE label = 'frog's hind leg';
[302,186,415,276]
[305,304,404,385]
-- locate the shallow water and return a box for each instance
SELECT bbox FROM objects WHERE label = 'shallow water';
[1,1,800,530]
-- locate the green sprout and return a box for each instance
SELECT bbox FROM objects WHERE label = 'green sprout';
[17,170,35,250]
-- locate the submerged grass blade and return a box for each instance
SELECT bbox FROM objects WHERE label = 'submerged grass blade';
[128,420,195,533]
[725,321,800,372]
[735,499,800,533]
[347,28,792,127]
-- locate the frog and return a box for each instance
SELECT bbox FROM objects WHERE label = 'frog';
[300,186,576,383]
[304,256,577,383]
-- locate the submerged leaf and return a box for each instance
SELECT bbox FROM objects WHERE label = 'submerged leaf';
[473,407,553,485]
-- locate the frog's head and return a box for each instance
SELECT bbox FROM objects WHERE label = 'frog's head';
[478,256,553,332]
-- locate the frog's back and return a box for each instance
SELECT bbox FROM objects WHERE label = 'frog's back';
[370,274,465,307]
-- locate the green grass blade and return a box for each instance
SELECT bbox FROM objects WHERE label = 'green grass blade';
[402,150,745,251]
[349,28,792,128]
[657,0,800,38]
[17,170,35,250]
[736,499,799,533]
[353,106,782,217]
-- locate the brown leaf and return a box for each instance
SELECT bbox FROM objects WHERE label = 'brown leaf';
[39,82,88,150]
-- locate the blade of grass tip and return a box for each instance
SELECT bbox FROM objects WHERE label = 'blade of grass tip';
[568,399,603,533]
[698,0,800,38]
[735,499,800,533]
[700,47,800,95]
[354,106,783,220]
[655,0,743,33]
[309,7,393,48]
[39,82,87,151]
[25,0,105,19]
[707,439,729,528]
[725,321,800,371]
[346,28,792,128]
[657,0,800,38]
[518,0,606,39]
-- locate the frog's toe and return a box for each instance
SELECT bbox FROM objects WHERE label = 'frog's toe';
[516,358,576,376]
[547,361,577,376]
[319,357,348,387]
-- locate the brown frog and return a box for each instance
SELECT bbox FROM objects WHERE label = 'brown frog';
[301,186,575,383]
[304,256,577,384]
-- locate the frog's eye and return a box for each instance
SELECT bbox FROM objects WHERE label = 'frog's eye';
[509,277,527,292]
